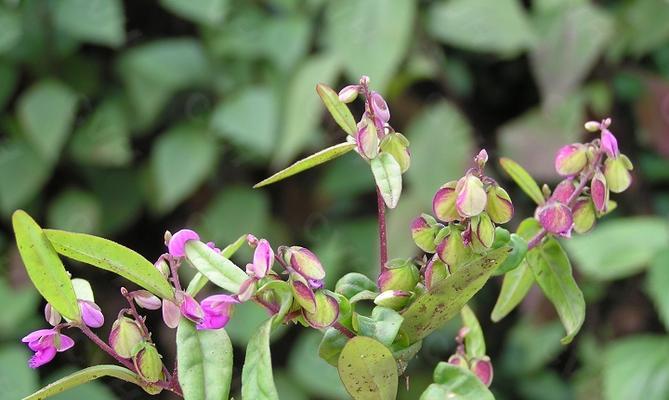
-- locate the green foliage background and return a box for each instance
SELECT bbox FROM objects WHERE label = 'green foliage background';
[1,0,669,399]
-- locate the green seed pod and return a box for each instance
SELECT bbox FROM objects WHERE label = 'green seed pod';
[133,343,163,383]
[109,316,144,359]
[377,259,420,292]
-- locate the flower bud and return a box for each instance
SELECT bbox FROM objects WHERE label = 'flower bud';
[590,169,609,213]
[289,246,326,283]
[471,213,495,249]
[600,129,619,158]
[356,117,379,159]
[154,257,170,277]
[380,133,411,173]
[537,202,573,237]
[436,229,469,270]
[134,290,162,310]
[470,356,493,387]
[550,179,575,204]
[302,290,339,329]
[410,214,439,253]
[485,185,513,224]
[584,121,600,132]
[448,354,468,368]
[109,317,144,359]
[424,256,449,290]
[44,304,61,326]
[133,343,164,383]
[290,274,317,314]
[167,229,200,257]
[554,144,587,176]
[162,299,180,329]
[373,290,411,310]
[474,149,488,169]
[246,234,258,247]
[369,91,390,123]
[247,238,273,279]
[237,277,256,302]
[338,85,360,103]
[377,259,420,292]
[433,181,459,222]
[79,300,104,328]
[572,198,596,234]
[455,174,487,218]
[604,156,633,193]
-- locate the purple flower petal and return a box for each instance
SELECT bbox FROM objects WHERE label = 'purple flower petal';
[180,293,204,324]
[29,346,57,369]
[250,239,273,278]
[162,299,181,329]
[370,91,390,123]
[600,129,619,158]
[79,300,104,328]
[168,229,200,257]
[57,334,75,352]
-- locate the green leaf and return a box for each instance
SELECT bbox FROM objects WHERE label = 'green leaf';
[177,318,233,400]
[604,336,669,400]
[44,367,116,400]
[44,229,174,300]
[356,306,403,347]
[186,234,247,296]
[226,301,287,347]
[0,346,38,399]
[289,332,349,399]
[335,272,378,299]
[492,233,528,276]
[12,211,81,321]
[316,83,357,136]
[527,236,584,344]
[371,152,402,209]
[491,259,534,322]
[401,246,510,343]
[0,6,21,54]
[23,365,146,400]
[420,362,494,400]
[184,240,248,294]
[241,318,280,400]
[149,123,218,214]
[325,0,415,90]
[318,328,349,367]
[211,86,278,158]
[52,0,125,47]
[47,189,102,234]
[17,80,78,162]
[0,139,52,215]
[564,217,669,280]
[273,54,340,165]
[160,0,228,26]
[499,157,545,205]
[338,336,398,400]
[257,280,293,326]
[427,0,534,56]
[460,305,485,359]
[645,248,669,331]
[499,319,565,376]
[255,142,355,188]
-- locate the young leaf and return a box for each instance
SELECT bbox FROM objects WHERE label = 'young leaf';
[12,211,81,321]
[527,237,585,345]
[401,246,511,343]
[499,157,545,205]
[335,272,378,299]
[490,260,534,322]
[254,142,356,188]
[242,318,280,400]
[44,230,174,300]
[371,152,403,209]
[420,362,494,400]
[186,234,247,296]
[337,336,398,400]
[257,280,293,325]
[184,240,248,294]
[460,305,485,359]
[316,83,357,135]
[492,233,528,276]
[646,249,669,330]
[355,307,403,346]
[177,318,234,400]
[23,365,148,400]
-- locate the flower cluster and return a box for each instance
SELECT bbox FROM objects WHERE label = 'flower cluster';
[538,118,633,236]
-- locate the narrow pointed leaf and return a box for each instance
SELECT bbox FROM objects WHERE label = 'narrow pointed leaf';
[242,318,279,400]
[177,318,234,400]
[337,336,398,400]
[254,142,355,188]
[401,246,511,343]
[187,235,247,296]
[184,240,248,294]
[12,211,80,321]
[371,152,402,209]
[499,157,545,205]
[44,229,174,300]
[316,83,357,135]
[23,365,146,400]
[491,260,534,322]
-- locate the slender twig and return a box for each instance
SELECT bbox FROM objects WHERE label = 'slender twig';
[78,324,135,370]
[169,258,183,292]
[121,288,151,338]
[376,186,389,276]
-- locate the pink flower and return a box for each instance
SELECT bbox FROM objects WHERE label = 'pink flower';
[162,299,181,329]
[22,328,74,368]
[167,229,200,257]
[537,202,573,237]
[591,169,609,213]
[79,300,104,328]
[180,293,204,324]
[369,91,390,123]
[197,294,238,330]
[133,290,162,310]
[554,144,587,176]
[338,85,360,103]
[600,129,619,158]
[550,179,575,204]
[246,239,274,279]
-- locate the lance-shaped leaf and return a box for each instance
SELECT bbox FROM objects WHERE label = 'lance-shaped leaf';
[337,336,398,400]
[371,152,402,209]
[44,229,174,300]
[184,240,248,294]
[461,305,485,359]
[177,318,233,400]
[316,83,357,135]
[12,211,81,321]
[23,365,151,400]
[499,157,545,205]
[241,318,279,400]
[401,246,511,343]
[490,259,534,322]
[527,236,585,344]
[186,235,247,296]
[254,142,356,188]
[420,362,494,400]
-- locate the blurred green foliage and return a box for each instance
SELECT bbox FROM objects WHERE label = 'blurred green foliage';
[1,0,669,399]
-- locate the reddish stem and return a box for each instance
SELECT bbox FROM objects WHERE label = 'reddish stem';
[376,186,389,277]
[79,324,135,370]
